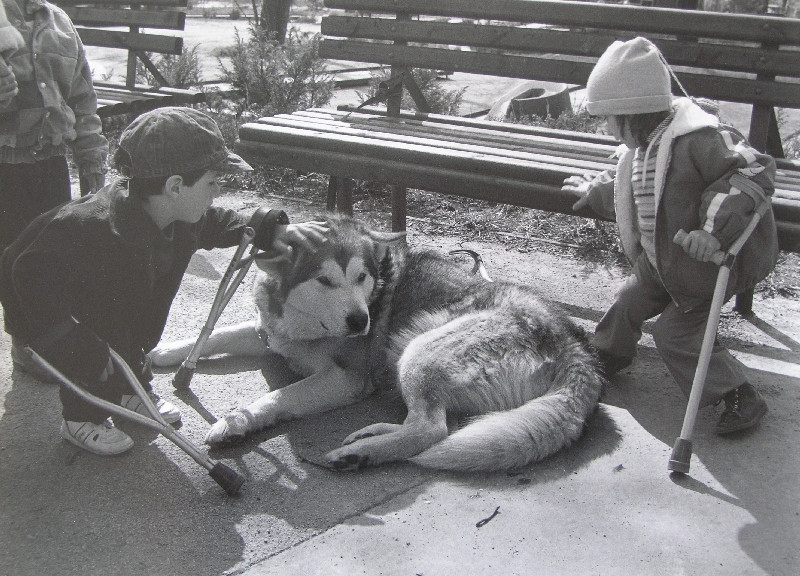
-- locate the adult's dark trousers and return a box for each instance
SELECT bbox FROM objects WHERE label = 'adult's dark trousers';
[0,156,72,254]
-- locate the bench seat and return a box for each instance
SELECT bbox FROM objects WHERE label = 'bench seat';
[55,0,203,119]
[237,107,800,252]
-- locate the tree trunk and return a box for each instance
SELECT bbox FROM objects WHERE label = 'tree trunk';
[259,0,293,44]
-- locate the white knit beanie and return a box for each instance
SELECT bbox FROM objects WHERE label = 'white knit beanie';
[585,37,672,116]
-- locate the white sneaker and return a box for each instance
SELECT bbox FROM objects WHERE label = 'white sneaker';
[120,393,181,424]
[61,419,134,456]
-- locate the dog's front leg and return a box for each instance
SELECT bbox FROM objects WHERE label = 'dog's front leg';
[205,362,371,446]
[149,321,265,367]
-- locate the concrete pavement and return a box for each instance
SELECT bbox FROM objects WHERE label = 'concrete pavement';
[1,193,799,576]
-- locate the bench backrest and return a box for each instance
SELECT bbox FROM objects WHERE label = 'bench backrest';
[54,0,187,89]
[320,0,800,157]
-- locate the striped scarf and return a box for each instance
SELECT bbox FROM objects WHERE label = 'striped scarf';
[632,114,673,265]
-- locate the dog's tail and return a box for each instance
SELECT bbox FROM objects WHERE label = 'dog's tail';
[409,342,604,472]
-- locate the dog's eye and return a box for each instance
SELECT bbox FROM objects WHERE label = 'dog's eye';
[317,276,334,287]
[356,272,367,283]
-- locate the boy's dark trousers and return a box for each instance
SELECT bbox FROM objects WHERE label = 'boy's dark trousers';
[60,352,155,424]
[0,156,71,254]
[593,253,748,406]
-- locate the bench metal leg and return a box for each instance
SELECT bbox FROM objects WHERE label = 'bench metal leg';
[734,289,754,316]
[391,184,407,232]
[327,175,354,215]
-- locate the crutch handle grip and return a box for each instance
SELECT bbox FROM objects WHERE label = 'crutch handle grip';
[673,230,726,266]
[173,363,195,389]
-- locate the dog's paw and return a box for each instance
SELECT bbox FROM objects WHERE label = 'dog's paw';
[205,412,250,446]
[149,339,194,367]
[324,448,371,471]
[342,422,401,445]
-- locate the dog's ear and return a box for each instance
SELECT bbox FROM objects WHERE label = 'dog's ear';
[367,230,407,245]
[365,229,406,267]
[253,251,295,275]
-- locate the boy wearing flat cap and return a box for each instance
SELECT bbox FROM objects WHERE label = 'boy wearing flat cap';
[0,107,327,455]
[563,37,778,434]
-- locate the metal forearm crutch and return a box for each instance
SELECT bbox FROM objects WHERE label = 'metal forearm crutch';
[668,202,771,475]
[172,226,258,389]
[25,347,246,495]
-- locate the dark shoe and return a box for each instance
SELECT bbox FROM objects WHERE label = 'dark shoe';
[715,382,768,435]
[595,349,633,379]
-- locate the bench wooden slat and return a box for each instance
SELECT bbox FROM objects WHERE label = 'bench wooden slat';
[237,139,593,217]
[298,110,800,194]
[331,106,618,146]
[239,122,591,185]
[238,123,800,249]
[257,113,613,174]
[76,28,183,55]
[56,0,188,6]
[322,17,800,78]
[320,40,800,108]
[291,110,617,161]
[52,0,200,117]
[63,7,185,30]
[326,0,800,44]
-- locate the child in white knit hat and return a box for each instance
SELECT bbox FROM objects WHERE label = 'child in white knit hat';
[563,36,778,434]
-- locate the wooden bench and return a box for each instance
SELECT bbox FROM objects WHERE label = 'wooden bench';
[54,0,206,119]
[234,0,800,310]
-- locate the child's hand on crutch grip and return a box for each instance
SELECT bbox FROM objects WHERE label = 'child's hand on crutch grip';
[674,229,722,263]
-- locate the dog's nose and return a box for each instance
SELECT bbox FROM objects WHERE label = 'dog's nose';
[346,311,369,334]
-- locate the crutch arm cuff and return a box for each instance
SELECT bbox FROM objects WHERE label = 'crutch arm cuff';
[250,209,290,251]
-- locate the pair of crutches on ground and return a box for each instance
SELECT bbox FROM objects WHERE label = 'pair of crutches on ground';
[24,211,270,495]
[668,201,771,475]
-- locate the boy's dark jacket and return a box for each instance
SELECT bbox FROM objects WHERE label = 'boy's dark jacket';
[0,181,248,383]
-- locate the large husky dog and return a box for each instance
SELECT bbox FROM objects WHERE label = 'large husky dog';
[150,215,604,472]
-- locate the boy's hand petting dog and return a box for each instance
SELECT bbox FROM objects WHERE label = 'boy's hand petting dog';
[273,221,328,259]
[674,229,722,262]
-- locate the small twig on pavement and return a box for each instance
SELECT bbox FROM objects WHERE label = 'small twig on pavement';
[476,506,501,528]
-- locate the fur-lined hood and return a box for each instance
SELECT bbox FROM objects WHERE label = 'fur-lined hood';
[613,96,777,308]
[614,97,719,263]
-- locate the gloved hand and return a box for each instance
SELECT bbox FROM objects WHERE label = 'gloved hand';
[674,229,722,263]
[0,57,18,107]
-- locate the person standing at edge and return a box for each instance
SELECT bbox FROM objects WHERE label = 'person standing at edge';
[0,0,108,255]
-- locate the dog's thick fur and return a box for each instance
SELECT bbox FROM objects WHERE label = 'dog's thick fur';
[150,215,604,472]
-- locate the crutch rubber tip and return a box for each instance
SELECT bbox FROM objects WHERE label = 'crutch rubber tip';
[668,438,692,474]
[172,364,194,389]
[209,462,245,496]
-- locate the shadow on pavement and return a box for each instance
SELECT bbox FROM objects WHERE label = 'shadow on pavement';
[602,336,800,576]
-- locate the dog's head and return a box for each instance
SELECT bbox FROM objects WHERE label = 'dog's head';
[253,214,405,340]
